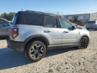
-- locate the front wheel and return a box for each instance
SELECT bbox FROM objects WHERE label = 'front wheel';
[79,36,89,49]
[25,40,47,62]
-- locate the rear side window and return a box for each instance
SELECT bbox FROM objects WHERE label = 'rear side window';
[16,12,44,26]
[44,16,58,28]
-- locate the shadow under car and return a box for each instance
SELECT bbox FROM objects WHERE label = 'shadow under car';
[0,47,78,70]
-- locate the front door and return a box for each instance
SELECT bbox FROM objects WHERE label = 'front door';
[59,18,79,45]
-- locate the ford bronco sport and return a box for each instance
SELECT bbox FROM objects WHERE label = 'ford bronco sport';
[8,11,90,61]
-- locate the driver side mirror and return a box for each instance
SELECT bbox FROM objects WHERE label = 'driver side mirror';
[68,26,76,30]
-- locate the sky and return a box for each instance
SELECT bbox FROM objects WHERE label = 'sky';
[0,0,97,15]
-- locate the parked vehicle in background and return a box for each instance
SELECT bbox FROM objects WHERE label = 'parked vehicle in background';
[8,11,90,62]
[96,20,97,24]
[0,18,11,39]
[85,21,97,30]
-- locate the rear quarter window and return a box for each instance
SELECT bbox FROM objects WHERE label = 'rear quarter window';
[16,12,44,26]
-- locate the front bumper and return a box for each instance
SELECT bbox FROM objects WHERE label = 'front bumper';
[8,40,25,52]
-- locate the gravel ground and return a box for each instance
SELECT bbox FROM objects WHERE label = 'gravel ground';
[0,31,97,73]
[0,40,7,48]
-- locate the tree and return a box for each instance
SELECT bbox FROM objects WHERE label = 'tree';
[0,12,15,21]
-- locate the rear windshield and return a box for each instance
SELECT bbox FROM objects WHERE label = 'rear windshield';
[16,12,44,26]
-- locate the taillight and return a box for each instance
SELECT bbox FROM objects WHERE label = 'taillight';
[11,27,19,39]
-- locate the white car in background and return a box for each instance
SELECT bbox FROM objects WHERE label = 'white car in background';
[86,21,97,30]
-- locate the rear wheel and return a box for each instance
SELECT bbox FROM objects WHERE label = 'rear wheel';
[79,36,89,49]
[25,40,47,62]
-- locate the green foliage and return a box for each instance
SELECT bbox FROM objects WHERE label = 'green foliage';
[0,12,16,21]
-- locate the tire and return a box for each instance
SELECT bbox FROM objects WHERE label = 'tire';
[25,40,47,62]
[79,36,89,49]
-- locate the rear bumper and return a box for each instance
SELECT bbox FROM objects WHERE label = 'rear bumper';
[8,40,25,52]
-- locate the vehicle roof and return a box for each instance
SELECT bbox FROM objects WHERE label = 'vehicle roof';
[17,10,61,18]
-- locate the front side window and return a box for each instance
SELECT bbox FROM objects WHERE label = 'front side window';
[44,16,58,28]
[59,18,72,29]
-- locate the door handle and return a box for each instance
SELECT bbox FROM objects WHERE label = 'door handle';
[63,31,68,33]
[44,30,51,33]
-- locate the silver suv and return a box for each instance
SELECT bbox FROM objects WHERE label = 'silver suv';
[8,11,90,61]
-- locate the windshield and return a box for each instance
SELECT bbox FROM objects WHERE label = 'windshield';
[0,18,11,26]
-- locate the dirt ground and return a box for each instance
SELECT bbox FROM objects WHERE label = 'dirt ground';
[0,40,7,48]
[0,31,97,73]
